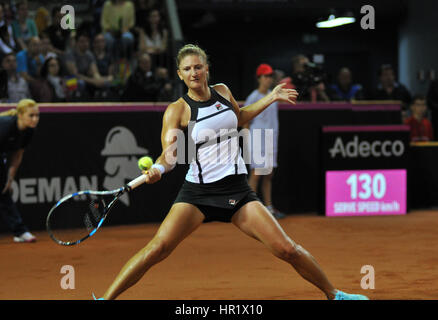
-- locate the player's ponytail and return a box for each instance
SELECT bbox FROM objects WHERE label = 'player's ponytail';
[0,109,17,116]
[0,99,37,117]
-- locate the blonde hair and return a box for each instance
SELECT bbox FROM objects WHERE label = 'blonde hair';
[0,99,38,116]
[176,44,208,69]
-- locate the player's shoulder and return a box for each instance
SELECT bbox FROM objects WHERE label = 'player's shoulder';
[212,83,232,100]
[166,98,184,110]
[212,83,230,93]
[164,98,188,117]
[0,115,15,125]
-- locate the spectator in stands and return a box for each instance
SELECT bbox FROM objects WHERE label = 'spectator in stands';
[134,0,160,29]
[31,56,67,102]
[92,33,114,77]
[16,36,44,82]
[427,80,438,141]
[34,7,49,35]
[92,33,117,100]
[122,52,162,101]
[1,53,31,102]
[372,64,412,110]
[137,8,168,67]
[39,32,56,59]
[101,0,135,60]
[328,67,365,101]
[155,66,173,102]
[44,6,71,55]
[0,3,17,58]
[404,94,434,142]
[65,31,113,100]
[11,0,38,51]
[282,54,329,102]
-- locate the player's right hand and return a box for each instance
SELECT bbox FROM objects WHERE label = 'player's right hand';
[142,167,162,184]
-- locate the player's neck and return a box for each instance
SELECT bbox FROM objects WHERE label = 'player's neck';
[188,86,211,102]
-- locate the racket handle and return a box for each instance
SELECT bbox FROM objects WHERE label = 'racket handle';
[127,174,147,190]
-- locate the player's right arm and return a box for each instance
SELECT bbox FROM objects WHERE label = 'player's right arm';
[143,99,187,184]
[2,149,24,194]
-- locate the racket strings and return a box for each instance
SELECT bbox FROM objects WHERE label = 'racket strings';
[47,193,115,245]
[84,199,106,231]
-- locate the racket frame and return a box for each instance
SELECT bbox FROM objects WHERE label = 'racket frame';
[46,174,147,246]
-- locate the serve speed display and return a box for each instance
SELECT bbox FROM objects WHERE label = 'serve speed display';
[321,125,410,217]
[326,169,406,216]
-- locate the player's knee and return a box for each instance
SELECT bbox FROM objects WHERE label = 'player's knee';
[274,240,300,261]
[148,237,172,261]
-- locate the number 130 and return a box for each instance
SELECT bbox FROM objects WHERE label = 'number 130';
[346,173,386,200]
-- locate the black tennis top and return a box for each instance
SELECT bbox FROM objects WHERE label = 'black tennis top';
[0,115,34,155]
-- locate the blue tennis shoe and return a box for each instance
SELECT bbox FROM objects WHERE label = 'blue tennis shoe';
[334,290,369,300]
[92,293,105,300]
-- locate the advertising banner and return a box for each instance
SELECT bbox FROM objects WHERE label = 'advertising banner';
[321,125,410,216]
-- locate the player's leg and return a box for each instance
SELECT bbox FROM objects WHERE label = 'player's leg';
[102,203,205,300]
[0,193,32,240]
[231,201,337,299]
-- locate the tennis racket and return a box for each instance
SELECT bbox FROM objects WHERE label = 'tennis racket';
[46,174,147,246]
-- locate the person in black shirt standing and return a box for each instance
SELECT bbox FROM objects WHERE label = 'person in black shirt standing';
[0,98,39,242]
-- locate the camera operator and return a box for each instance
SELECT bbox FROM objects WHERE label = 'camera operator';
[283,54,329,102]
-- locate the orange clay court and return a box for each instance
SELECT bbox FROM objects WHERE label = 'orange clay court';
[1,209,437,300]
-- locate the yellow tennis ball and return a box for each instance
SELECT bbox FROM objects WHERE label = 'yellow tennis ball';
[138,156,153,171]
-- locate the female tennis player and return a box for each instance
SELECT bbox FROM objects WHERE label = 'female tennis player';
[97,44,368,300]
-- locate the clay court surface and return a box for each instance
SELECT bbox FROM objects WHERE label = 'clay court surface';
[1,210,437,300]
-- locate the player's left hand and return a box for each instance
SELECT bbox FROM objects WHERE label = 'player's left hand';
[272,83,298,105]
[1,179,12,194]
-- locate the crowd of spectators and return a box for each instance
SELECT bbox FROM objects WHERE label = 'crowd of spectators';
[0,0,174,103]
[280,54,413,106]
[277,54,437,141]
[0,1,436,141]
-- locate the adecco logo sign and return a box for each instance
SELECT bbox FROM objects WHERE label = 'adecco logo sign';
[329,136,405,159]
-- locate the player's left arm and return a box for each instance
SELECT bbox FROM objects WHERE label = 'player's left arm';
[213,83,298,127]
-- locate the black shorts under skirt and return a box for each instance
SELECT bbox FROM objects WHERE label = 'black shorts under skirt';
[174,174,261,223]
